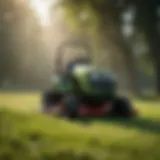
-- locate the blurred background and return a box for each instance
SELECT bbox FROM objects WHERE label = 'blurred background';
[1,0,160,96]
[0,2,160,160]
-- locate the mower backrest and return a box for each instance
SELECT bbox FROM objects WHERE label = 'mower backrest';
[66,58,90,74]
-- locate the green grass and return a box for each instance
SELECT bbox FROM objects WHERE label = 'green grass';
[0,92,160,160]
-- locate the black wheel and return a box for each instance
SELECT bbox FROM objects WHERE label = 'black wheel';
[64,95,80,119]
[111,97,136,118]
[41,91,63,114]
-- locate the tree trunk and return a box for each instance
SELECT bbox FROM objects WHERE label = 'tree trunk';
[147,26,160,94]
[137,3,160,94]
[100,24,139,95]
[153,51,160,94]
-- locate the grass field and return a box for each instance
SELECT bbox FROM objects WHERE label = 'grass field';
[0,92,160,160]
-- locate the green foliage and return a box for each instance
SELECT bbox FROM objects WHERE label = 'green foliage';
[59,0,123,33]
[60,0,100,36]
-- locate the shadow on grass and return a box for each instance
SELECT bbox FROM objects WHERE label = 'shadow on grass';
[75,117,160,134]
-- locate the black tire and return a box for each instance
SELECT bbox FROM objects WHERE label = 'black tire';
[64,95,80,119]
[111,97,135,118]
[41,91,63,113]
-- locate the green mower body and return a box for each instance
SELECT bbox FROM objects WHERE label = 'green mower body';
[54,64,116,96]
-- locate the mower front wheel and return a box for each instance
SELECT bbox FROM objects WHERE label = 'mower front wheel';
[64,95,80,119]
[41,91,63,116]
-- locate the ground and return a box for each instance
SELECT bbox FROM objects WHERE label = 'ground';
[0,92,160,160]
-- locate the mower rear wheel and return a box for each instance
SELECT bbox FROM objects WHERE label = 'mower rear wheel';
[111,97,137,118]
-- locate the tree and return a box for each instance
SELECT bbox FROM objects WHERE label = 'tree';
[59,0,139,94]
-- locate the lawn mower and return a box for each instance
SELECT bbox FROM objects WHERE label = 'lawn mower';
[42,39,137,119]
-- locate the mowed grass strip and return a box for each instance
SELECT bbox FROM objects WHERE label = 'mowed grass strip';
[0,92,160,160]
